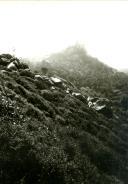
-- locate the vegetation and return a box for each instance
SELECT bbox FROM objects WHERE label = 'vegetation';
[0,51,127,183]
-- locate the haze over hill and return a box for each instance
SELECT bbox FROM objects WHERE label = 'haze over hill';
[0,1,128,69]
[32,45,128,96]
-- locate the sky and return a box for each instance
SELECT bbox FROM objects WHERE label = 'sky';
[0,1,128,69]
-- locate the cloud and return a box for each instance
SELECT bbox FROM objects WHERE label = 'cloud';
[0,1,127,69]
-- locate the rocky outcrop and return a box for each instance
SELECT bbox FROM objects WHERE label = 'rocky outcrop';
[0,54,115,118]
[87,97,113,118]
[0,54,29,71]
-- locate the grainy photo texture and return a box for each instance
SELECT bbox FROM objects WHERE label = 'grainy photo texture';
[0,1,127,184]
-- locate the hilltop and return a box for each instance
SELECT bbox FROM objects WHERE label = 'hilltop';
[0,53,128,184]
[33,45,128,109]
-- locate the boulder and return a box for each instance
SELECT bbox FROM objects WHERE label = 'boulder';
[66,88,70,94]
[51,86,56,90]
[41,76,53,85]
[10,59,20,68]
[34,75,53,90]
[7,62,17,71]
[50,77,62,83]
[0,54,13,59]
[72,92,86,103]
[35,74,43,80]
[0,57,10,66]
[87,97,113,118]
[50,76,67,89]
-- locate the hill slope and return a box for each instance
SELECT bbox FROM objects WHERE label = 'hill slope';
[0,53,128,183]
[40,45,117,94]
[34,45,128,110]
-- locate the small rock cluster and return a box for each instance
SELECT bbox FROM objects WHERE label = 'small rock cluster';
[0,54,28,71]
[87,97,113,118]
[0,53,113,118]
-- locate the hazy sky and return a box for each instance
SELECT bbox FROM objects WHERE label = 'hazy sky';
[0,1,128,69]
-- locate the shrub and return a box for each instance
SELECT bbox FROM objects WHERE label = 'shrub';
[25,104,45,121]
[16,77,36,92]
[19,70,35,78]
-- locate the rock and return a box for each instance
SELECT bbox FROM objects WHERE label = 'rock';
[0,57,10,66]
[0,55,21,69]
[51,86,55,90]
[35,74,43,80]
[87,97,99,103]
[72,92,81,96]
[0,54,13,59]
[93,104,106,111]
[88,97,113,118]
[7,62,17,71]
[72,92,86,103]
[0,70,8,75]
[34,75,53,90]
[50,76,67,89]
[11,59,20,68]
[35,75,53,85]
[1,58,9,62]
[66,88,70,94]
[20,70,35,78]
[41,76,53,85]
[50,77,62,83]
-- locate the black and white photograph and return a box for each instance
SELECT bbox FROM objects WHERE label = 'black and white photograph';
[0,0,127,183]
